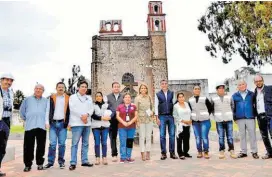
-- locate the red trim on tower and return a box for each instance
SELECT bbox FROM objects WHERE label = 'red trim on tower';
[149,3,152,14]
[152,18,154,32]
[160,2,163,13]
[163,20,166,31]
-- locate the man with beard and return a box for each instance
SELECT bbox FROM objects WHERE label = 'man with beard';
[0,73,14,176]
[253,75,272,159]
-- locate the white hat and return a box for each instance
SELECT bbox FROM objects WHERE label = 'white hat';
[0,73,15,80]
[215,82,225,89]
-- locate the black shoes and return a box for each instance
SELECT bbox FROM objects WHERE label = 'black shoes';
[81,163,93,167]
[37,165,45,170]
[70,163,93,171]
[160,154,167,160]
[44,163,53,169]
[237,153,247,158]
[179,156,185,160]
[262,154,272,159]
[69,165,76,171]
[59,164,65,169]
[184,153,192,158]
[252,153,259,159]
[23,167,31,172]
[0,171,6,176]
[170,153,178,159]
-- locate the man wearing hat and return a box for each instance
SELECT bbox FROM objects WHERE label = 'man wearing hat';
[211,82,237,159]
[0,73,14,176]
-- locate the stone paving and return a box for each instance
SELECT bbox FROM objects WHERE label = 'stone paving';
[2,128,272,177]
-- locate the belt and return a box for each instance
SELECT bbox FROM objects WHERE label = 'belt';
[52,119,64,123]
[258,113,266,117]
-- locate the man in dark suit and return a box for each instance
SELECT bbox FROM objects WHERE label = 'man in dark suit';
[107,82,123,162]
[253,75,272,159]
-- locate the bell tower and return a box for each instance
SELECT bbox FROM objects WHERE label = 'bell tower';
[147,1,166,34]
[147,1,168,94]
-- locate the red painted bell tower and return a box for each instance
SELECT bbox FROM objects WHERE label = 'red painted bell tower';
[147,1,166,34]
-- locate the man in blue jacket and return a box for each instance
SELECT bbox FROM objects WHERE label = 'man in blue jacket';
[253,75,272,159]
[231,80,259,159]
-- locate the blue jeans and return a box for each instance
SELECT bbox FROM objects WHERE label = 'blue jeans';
[192,120,211,152]
[48,121,67,165]
[119,128,136,160]
[92,127,109,158]
[216,121,234,151]
[159,115,175,154]
[70,126,91,165]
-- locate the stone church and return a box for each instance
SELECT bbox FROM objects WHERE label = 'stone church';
[91,1,209,100]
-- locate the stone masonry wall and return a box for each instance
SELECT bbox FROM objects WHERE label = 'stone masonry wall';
[91,36,152,98]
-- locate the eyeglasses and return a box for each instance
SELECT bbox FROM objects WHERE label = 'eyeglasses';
[255,80,263,83]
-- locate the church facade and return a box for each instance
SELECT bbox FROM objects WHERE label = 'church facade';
[91,1,209,100]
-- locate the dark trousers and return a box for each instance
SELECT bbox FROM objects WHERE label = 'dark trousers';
[0,118,10,168]
[0,131,7,168]
[23,128,46,167]
[257,115,272,155]
[177,126,190,156]
[109,123,118,157]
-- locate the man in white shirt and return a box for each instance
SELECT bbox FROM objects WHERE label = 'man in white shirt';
[69,81,94,171]
[44,82,70,169]
[254,75,272,159]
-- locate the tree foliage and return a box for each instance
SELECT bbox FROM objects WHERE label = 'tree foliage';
[13,90,25,110]
[198,1,272,66]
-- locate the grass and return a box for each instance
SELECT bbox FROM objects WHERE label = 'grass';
[10,125,25,133]
[210,120,259,131]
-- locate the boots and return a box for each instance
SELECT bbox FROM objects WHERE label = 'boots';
[141,152,146,161]
[219,150,225,159]
[204,152,210,159]
[95,158,100,165]
[146,152,150,160]
[102,157,108,165]
[230,150,237,159]
[197,152,203,158]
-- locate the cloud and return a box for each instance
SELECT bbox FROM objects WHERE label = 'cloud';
[1,0,271,97]
[0,1,59,66]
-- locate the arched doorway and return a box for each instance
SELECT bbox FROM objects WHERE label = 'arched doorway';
[121,73,138,101]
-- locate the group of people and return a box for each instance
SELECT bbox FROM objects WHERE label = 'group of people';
[0,73,271,176]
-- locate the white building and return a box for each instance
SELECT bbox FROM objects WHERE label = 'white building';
[226,67,272,94]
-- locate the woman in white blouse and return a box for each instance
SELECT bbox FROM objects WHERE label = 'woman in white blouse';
[173,93,192,160]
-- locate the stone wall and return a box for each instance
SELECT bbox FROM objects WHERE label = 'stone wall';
[168,79,209,101]
[91,36,152,98]
[151,35,168,95]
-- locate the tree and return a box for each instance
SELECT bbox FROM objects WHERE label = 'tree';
[13,90,25,110]
[61,65,86,95]
[198,1,272,66]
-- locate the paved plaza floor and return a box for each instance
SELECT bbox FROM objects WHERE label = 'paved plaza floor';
[2,128,272,177]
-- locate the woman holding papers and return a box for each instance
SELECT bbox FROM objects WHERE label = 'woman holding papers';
[173,93,192,160]
[134,83,155,161]
[91,92,112,165]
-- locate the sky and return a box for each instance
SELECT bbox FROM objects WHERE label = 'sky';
[1,0,272,97]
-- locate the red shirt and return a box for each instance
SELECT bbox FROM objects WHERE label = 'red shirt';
[116,104,137,129]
